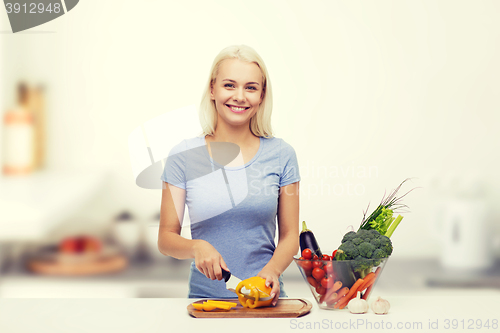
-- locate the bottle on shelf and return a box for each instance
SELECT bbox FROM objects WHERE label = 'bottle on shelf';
[2,83,35,175]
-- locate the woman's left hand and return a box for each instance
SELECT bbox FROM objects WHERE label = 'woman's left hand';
[257,267,280,306]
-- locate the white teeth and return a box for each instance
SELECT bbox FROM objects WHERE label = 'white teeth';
[229,106,247,111]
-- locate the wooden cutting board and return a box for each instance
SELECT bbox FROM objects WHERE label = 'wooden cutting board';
[187,298,312,318]
[27,254,128,276]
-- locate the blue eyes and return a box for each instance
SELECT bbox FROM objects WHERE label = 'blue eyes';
[223,83,257,90]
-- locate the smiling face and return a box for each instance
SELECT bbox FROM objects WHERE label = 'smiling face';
[210,58,264,130]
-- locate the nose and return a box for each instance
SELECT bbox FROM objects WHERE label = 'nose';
[233,88,246,103]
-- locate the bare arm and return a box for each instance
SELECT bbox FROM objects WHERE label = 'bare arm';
[258,181,300,304]
[158,182,228,280]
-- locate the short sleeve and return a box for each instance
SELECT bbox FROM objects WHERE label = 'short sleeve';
[279,139,301,187]
[160,140,187,189]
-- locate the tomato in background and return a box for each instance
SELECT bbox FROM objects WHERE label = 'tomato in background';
[59,237,78,253]
[83,236,102,252]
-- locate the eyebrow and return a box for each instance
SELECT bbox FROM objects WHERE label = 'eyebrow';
[222,79,260,86]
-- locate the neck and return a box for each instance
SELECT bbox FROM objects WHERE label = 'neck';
[210,120,257,145]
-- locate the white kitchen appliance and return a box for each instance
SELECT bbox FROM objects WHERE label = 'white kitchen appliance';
[439,198,493,271]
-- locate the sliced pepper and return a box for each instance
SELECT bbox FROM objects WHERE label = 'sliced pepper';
[205,300,238,308]
[191,300,237,311]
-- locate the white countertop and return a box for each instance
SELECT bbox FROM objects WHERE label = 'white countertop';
[0,289,498,332]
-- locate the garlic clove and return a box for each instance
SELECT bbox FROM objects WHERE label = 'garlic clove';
[348,291,369,314]
[371,296,390,314]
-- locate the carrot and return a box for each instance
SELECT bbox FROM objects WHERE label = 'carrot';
[362,267,381,300]
[319,291,331,304]
[326,287,349,305]
[319,281,342,304]
[357,272,375,292]
[320,281,343,304]
[334,278,365,309]
[362,284,374,300]
[331,281,343,293]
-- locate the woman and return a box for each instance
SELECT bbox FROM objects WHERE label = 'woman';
[158,45,300,305]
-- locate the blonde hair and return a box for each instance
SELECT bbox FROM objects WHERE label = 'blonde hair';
[199,45,273,138]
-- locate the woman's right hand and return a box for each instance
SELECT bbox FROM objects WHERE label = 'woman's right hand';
[193,240,229,281]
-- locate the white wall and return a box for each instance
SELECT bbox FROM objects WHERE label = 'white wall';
[1,0,499,258]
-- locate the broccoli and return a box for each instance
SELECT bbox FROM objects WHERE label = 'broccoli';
[341,231,357,243]
[358,242,376,258]
[368,229,382,238]
[352,237,364,246]
[356,229,373,240]
[338,241,359,260]
[335,228,393,278]
[370,237,382,249]
[379,235,393,256]
[351,256,372,273]
[334,249,347,261]
[371,248,387,266]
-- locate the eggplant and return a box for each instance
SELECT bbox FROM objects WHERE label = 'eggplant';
[331,260,356,289]
[299,221,322,257]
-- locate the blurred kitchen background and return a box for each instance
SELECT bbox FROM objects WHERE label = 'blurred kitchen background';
[1,1,500,298]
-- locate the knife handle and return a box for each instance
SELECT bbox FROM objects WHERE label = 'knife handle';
[221,268,231,282]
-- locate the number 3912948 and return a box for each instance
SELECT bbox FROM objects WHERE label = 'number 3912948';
[5,2,61,14]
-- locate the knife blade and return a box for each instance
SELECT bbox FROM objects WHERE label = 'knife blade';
[221,269,242,293]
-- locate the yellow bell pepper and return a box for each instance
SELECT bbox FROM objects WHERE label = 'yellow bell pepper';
[192,300,237,311]
[235,276,274,309]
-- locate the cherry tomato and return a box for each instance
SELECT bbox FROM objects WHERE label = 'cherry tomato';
[307,276,318,288]
[316,285,327,295]
[312,255,319,260]
[312,260,323,269]
[301,249,313,260]
[300,260,313,271]
[322,254,330,261]
[332,250,337,259]
[323,261,334,277]
[312,267,324,281]
[321,276,334,289]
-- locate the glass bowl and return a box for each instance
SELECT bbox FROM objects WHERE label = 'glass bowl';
[293,255,389,310]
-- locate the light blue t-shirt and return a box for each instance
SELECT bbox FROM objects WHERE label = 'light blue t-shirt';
[161,136,300,298]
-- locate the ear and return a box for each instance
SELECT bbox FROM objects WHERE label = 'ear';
[210,81,215,100]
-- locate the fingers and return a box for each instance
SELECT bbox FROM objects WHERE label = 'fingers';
[195,257,226,280]
[220,257,229,272]
[271,283,280,306]
[265,277,280,306]
[193,240,226,281]
[215,257,229,281]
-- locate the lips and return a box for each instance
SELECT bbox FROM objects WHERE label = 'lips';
[226,104,250,113]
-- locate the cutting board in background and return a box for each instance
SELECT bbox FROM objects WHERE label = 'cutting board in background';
[187,298,312,318]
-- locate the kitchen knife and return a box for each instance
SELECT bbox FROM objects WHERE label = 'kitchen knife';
[221,269,243,293]
[221,269,273,301]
